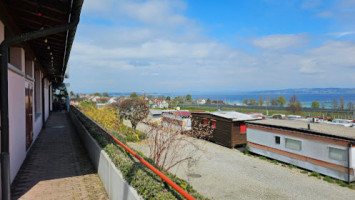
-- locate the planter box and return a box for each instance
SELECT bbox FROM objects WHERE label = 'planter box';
[69,110,142,200]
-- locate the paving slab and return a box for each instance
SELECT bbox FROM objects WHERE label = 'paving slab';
[11,112,108,200]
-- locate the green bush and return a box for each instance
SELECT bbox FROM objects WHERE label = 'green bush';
[71,106,208,200]
[323,176,335,183]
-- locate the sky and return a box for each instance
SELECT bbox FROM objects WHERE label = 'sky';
[68,0,355,94]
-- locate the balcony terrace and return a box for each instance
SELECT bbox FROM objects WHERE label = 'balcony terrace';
[10,111,108,199]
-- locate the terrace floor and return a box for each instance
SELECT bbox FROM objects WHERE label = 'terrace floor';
[11,112,108,200]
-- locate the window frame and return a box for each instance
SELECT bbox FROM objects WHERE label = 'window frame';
[275,136,281,145]
[329,147,347,162]
[285,138,302,151]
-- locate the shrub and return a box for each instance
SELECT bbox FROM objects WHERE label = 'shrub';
[71,106,208,200]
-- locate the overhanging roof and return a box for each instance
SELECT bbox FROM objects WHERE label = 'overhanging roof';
[0,0,83,83]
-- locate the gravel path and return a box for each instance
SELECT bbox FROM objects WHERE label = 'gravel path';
[126,121,355,200]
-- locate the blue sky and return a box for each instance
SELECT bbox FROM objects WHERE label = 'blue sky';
[68,0,355,93]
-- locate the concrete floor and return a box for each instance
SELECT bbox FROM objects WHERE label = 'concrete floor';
[11,112,108,200]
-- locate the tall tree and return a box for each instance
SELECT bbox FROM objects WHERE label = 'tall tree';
[340,96,345,109]
[130,92,138,98]
[311,101,320,109]
[266,95,270,106]
[331,99,338,109]
[271,98,278,106]
[157,95,165,100]
[186,94,192,101]
[249,98,257,105]
[147,95,154,100]
[118,98,149,131]
[277,96,287,107]
[206,98,211,104]
[258,94,264,106]
[166,96,171,101]
[93,92,100,96]
[347,102,354,110]
[102,92,109,97]
[242,98,249,105]
[287,94,302,114]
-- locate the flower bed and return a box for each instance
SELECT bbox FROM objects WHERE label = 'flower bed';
[71,106,208,200]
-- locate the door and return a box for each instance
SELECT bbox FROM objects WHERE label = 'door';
[25,81,33,150]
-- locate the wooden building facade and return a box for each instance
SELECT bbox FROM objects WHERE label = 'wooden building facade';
[191,111,258,148]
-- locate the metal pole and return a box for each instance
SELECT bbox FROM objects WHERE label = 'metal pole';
[349,143,353,184]
[0,43,11,200]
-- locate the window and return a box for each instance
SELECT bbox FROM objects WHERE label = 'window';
[211,121,216,128]
[275,136,280,144]
[329,147,346,161]
[285,138,302,151]
[240,123,246,133]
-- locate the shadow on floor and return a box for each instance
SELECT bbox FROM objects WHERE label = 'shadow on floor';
[10,112,102,199]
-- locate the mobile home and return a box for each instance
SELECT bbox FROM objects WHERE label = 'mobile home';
[247,119,355,182]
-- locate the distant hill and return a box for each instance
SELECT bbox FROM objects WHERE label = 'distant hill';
[247,88,355,94]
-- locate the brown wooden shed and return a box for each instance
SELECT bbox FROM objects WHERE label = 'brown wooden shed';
[191,111,258,148]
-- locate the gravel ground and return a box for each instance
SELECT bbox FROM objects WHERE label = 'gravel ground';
[125,121,355,200]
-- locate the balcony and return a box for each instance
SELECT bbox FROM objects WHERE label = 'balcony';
[10,112,108,199]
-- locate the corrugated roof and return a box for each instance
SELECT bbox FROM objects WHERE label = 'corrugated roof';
[193,111,258,121]
[247,119,355,141]
[211,111,257,121]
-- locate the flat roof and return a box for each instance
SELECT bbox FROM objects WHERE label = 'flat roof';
[193,111,258,121]
[247,119,355,141]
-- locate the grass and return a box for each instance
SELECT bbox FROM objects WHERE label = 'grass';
[71,106,209,200]
[310,172,321,179]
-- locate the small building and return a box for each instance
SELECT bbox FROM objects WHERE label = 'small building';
[191,111,258,148]
[246,119,355,182]
[196,99,206,105]
[162,110,204,131]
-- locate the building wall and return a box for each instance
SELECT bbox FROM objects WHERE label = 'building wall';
[8,68,26,182]
[45,79,49,120]
[247,126,354,182]
[192,114,234,147]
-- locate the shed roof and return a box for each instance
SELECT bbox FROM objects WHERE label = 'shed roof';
[247,119,355,141]
[193,111,258,121]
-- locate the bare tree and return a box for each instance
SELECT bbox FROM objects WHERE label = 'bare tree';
[266,95,270,106]
[118,98,149,131]
[331,99,338,109]
[145,115,213,172]
[287,94,302,114]
[340,96,345,109]
[258,94,264,106]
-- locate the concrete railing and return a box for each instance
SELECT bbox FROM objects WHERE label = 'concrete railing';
[69,110,142,200]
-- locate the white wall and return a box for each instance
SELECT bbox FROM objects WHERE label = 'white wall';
[8,69,26,183]
[247,128,349,167]
[247,127,354,182]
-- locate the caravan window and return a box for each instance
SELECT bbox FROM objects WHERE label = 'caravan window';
[329,147,346,161]
[285,138,302,151]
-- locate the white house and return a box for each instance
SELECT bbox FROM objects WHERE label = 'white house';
[246,119,355,183]
[196,99,206,105]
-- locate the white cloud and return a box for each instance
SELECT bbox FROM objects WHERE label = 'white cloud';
[317,11,333,18]
[251,33,310,50]
[69,0,355,93]
[329,31,355,37]
[301,0,322,9]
